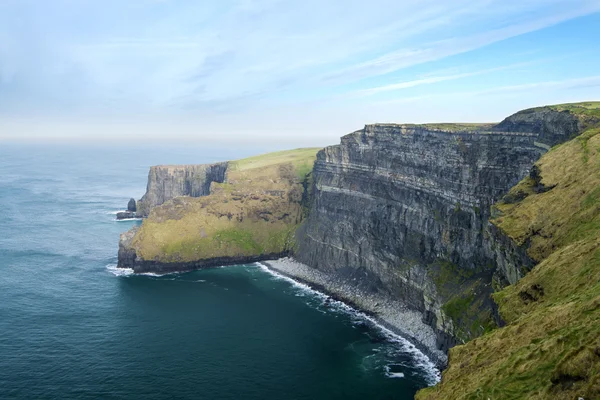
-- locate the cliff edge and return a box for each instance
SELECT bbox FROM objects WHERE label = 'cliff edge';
[116,162,228,219]
[117,148,319,274]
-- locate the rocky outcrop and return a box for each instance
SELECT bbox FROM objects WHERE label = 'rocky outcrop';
[494,107,581,147]
[118,226,139,267]
[127,198,137,212]
[135,162,228,217]
[494,104,600,147]
[119,252,290,274]
[115,163,227,220]
[116,210,137,220]
[117,149,319,273]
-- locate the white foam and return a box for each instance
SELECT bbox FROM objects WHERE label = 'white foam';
[384,366,405,379]
[114,217,143,222]
[139,272,162,277]
[106,264,187,278]
[106,263,134,277]
[255,262,441,385]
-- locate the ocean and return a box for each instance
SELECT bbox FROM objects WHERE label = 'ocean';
[0,142,437,400]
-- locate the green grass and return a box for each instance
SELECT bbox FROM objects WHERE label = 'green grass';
[442,294,474,322]
[231,148,320,172]
[428,261,496,342]
[492,127,600,260]
[417,119,600,399]
[547,101,600,115]
[214,228,263,253]
[131,148,319,263]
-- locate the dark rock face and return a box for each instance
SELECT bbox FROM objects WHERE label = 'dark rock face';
[295,124,548,350]
[494,107,582,148]
[484,223,535,286]
[119,252,290,274]
[127,198,137,212]
[118,226,140,267]
[116,163,228,220]
[136,162,228,216]
[116,211,137,220]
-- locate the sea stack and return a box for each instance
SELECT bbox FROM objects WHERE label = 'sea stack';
[127,198,137,212]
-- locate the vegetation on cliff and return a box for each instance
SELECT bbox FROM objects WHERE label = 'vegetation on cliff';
[129,148,319,263]
[417,103,600,399]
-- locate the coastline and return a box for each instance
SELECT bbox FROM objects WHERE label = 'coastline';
[260,257,447,369]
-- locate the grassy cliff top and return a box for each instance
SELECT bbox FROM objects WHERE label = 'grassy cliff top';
[231,148,321,170]
[515,101,600,119]
[547,101,600,114]
[129,148,319,263]
[417,124,600,399]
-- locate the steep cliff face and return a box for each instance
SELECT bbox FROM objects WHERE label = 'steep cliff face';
[294,104,600,354]
[295,124,548,349]
[136,162,228,216]
[418,123,600,400]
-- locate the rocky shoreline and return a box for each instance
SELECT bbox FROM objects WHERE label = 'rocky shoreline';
[261,257,447,368]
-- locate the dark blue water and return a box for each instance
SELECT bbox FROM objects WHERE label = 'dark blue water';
[0,143,437,399]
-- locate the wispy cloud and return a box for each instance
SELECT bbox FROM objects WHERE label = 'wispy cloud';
[351,61,540,97]
[374,75,600,105]
[0,0,599,141]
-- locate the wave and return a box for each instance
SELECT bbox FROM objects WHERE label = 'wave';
[106,263,134,277]
[106,263,189,279]
[254,262,441,384]
[384,365,405,379]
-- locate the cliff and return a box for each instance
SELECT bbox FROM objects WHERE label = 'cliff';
[116,102,600,398]
[293,124,546,352]
[136,162,228,217]
[418,105,600,399]
[117,148,319,273]
[115,162,229,219]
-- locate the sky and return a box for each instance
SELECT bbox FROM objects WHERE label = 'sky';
[1,0,600,146]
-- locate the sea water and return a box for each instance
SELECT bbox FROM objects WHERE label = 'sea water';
[0,143,437,400]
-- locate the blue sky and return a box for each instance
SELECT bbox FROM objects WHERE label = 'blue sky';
[1,0,600,145]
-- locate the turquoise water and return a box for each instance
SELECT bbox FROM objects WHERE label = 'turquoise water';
[0,143,437,399]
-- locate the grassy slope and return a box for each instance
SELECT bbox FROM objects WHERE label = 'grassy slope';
[417,104,600,399]
[131,148,320,263]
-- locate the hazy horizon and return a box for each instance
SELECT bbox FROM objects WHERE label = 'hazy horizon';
[2,1,600,146]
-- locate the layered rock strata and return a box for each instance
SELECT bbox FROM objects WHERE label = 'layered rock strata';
[116,163,228,219]
[294,124,555,352]
[117,105,595,366]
